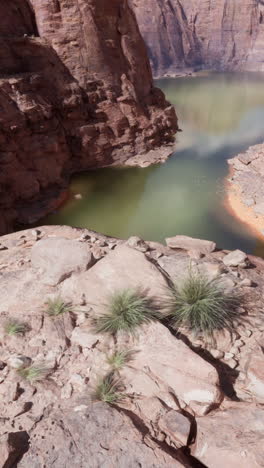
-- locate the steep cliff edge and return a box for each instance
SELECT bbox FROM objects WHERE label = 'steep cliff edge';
[131,0,264,75]
[0,0,177,234]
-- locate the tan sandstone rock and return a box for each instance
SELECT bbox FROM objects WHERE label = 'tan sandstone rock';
[165,235,216,255]
[194,405,264,468]
[61,244,169,310]
[17,402,184,468]
[117,322,222,417]
[31,237,93,285]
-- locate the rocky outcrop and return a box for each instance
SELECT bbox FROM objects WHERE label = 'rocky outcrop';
[227,143,264,239]
[131,0,264,75]
[1,226,264,466]
[0,0,177,235]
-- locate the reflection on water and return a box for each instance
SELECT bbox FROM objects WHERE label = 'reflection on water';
[42,73,264,255]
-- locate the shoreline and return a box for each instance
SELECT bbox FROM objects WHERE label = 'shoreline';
[225,166,264,240]
[17,142,176,231]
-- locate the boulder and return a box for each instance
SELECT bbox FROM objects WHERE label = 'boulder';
[165,236,216,255]
[117,322,222,416]
[31,238,93,285]
[157,254,190,281]
[223,250,248,267]
[158,410,191,447]
[194,405,264,468]
[126,236,149,252]
[61,245,169,313]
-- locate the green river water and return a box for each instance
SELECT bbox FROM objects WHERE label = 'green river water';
[42,73,264,256]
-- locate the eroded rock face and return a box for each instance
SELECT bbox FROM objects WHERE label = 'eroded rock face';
[0,0,178,234]
[131,0,264,75]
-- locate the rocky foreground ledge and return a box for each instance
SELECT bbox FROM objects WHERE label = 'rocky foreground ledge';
[0,226,264,467]
[227,143,264,238]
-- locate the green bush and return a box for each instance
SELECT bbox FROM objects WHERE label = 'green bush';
[94,289,161,335]
[45,297,72,317]
[4,319,29,336]
[93,372,125,404]
[168,272,241,337]
[107,349,136,370]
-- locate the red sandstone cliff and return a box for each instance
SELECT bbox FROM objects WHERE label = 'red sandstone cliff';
[132,0,264,75]
[0,0,177,234]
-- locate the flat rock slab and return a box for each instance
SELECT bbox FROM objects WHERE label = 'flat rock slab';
[0,269,51,315]
[18,402,182,468]
[194,405,264,468]
[61,245,169,313]
[117,322,222,416]
[165,235,216,255]
[31,237,93,285]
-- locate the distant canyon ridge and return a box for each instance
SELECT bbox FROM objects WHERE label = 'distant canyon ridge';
[131,0,264,75]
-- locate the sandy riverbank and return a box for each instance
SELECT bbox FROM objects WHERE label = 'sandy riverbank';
[225,167,264,240]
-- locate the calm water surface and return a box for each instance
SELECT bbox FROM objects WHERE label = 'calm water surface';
[43,73,264,255]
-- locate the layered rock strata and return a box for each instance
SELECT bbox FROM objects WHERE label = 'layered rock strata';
[131,0,264,75]
[0,0,177,234]
[0,226,264,466]
[227,143,264,238]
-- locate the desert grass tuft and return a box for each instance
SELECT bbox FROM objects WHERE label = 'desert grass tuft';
[17,364,50,383]
[93,371,125,404]
[4,319,29,336]
[45,296,72,317]
[94,289,161,335]
[107,349,136,370]
[168,272,241,337]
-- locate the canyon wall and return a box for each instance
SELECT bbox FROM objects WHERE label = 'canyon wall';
[0,0,177,234]
[131,0,264,75]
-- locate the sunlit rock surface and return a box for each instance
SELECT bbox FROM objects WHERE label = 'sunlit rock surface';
[0,226,264,466]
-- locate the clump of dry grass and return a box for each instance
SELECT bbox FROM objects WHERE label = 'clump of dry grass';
[168,272,242,337]
[95,289,161,335]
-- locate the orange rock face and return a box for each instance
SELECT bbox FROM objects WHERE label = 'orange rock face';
[132,0,264,75]
[0,0,177,234]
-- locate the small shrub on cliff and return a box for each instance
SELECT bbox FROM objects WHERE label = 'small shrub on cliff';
[4,319,29,336]
[168,272,241,337]
[17,364,50,383]
[45,296,72,317]
[93,371,125,404]
[107,349,136,370]
[94,289,161,335]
